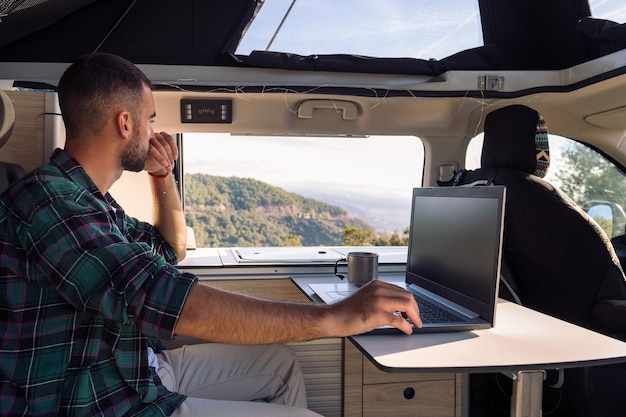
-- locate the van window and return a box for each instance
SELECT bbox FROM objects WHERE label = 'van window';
[466,134,626,239]
[589,0,626,22]
[182,134,424,248]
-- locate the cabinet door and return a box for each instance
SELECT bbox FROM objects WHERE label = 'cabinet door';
[344,339,464,417]
[363,380,456,417]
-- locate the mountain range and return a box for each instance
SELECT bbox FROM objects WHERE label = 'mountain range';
[183,173,376,247]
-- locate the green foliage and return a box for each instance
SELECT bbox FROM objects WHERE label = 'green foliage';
[344,225,373,246]
[184,174,377,247]
[371,227,410,246]
[280,234,303,246]
[344,225,410,246]
[552,139,626,238]
[554,140,626,210]
[592,216,613,238]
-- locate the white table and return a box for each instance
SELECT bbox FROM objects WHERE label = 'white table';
[351,300,626,417]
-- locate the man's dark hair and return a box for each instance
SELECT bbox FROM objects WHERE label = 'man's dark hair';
[58,53,152,139]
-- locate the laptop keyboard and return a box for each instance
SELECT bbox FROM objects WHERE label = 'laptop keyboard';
[413,294,461,324]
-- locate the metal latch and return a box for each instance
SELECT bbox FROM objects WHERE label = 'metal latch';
[478,75,504,91]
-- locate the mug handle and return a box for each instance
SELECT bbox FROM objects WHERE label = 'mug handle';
[334,258,347,280]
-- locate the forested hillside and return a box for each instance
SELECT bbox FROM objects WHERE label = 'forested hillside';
[183,173,374,247]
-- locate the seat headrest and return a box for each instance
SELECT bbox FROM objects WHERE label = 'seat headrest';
[481,104,550,177]
[0,90,16,149]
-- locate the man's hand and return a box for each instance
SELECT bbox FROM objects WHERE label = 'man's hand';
[327,280,422,336]
[144,131,178,174]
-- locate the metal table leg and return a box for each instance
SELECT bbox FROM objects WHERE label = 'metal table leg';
[508,370,546,417]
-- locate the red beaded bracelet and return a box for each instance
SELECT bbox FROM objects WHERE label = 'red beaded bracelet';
[149,171,169,196]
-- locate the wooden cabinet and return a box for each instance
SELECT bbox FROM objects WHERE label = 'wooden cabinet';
[344,336,463,417]
[203,278,311,303]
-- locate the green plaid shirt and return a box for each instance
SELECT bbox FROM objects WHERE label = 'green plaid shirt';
[0,149,197,417]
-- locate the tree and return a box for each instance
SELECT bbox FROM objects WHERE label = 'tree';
[554,140,626,210]
[343,225,373,246]
[371,227,410,246]
[553,139,626,238]
[280,234,303,246]
[343,225,409,246]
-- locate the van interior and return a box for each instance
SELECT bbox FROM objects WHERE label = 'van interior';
[2,1,626,416]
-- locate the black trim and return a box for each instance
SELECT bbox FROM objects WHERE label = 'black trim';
[149,64,626,99]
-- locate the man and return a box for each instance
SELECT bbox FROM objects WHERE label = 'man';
[0,53,421,417]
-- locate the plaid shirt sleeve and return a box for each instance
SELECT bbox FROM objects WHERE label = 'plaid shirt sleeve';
[1,161,197,417]
[23,182,196,341]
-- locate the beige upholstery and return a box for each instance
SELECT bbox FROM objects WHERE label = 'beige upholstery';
[0,89,26,193]
[0,89,16,147]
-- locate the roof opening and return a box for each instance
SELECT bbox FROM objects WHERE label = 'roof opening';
[236,0,483,60]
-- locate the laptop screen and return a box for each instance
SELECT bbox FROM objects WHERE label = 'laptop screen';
[406,186,506,320]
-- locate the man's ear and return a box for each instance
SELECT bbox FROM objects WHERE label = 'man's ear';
[116,111,133,138]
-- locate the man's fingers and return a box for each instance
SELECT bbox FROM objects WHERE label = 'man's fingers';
[148,132,178,172]
[336,280,422,335]
[388,311,416,335]
[148,142,172,172]
[154,132,178,161]
[366,281,422,329]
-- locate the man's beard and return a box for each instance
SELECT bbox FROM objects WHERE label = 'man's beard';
[121,127,148,172]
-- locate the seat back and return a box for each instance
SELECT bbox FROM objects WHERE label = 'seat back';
[456,105,626,417]
[456,104,626,335]
[0,89,26,194]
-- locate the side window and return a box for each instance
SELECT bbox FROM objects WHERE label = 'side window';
[549,137,626,240]
[182,134,424,248]
[466,134,626,239]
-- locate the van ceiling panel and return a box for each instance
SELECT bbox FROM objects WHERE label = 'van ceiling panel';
[0,0,257,65]
[0,0,96,48]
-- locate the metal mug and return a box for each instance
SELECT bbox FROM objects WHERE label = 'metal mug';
[334,252,378,284]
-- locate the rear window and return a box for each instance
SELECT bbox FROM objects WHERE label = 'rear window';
[182,134,424,248]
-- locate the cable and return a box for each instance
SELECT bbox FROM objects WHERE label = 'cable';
[265,0,297,51]
[93,0,139,53]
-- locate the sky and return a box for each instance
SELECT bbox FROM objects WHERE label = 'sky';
[236,0,626,59]
[183,134,424,200]
[236,0,483,60]
[591,0,626,21]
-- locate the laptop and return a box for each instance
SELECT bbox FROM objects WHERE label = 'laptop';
[309,185,506,334]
